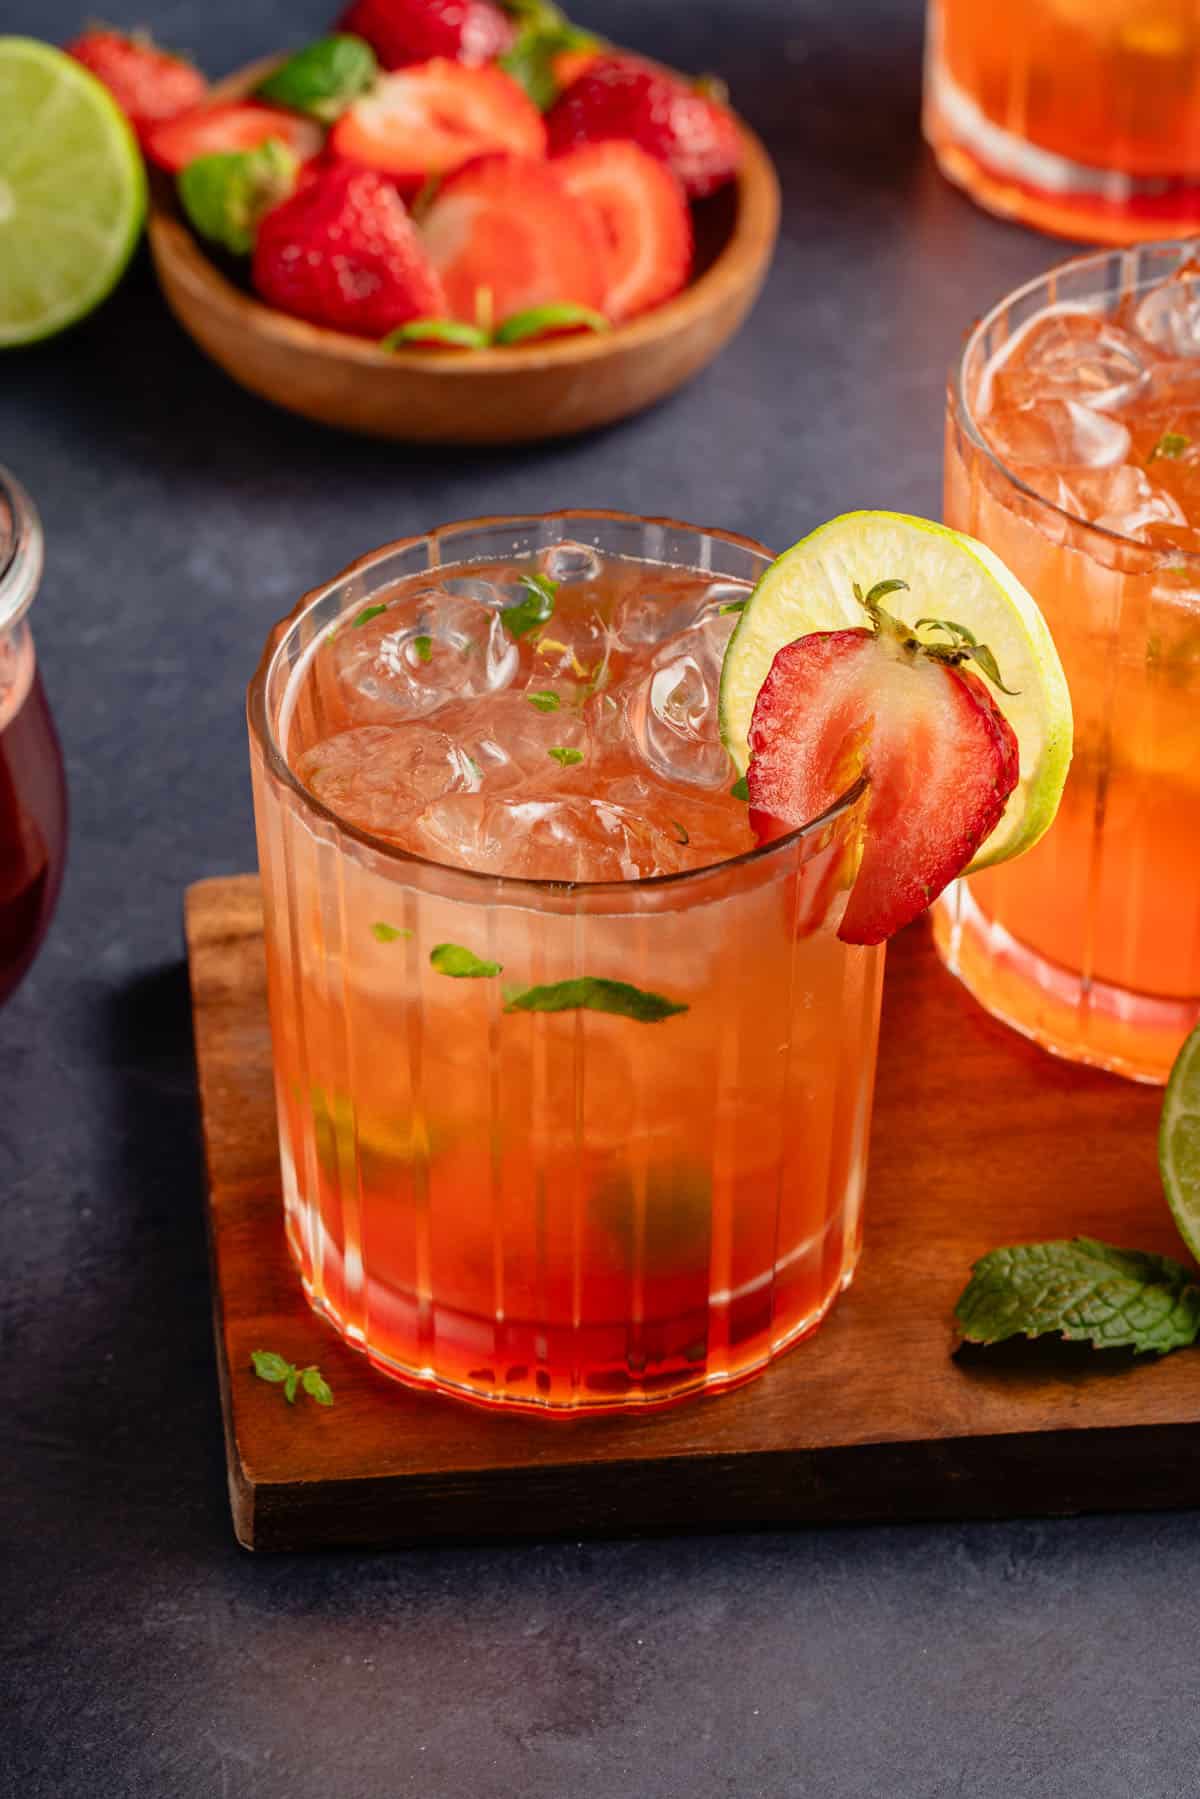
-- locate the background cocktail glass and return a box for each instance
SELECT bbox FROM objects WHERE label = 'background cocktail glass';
[0,469,67,1008]
[937,244,1200,1084]
[923,0,1200,243]
[248,512,883,1414]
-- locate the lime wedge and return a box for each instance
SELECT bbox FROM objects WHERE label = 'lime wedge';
[719,510,1074,870]
[1161,1022,1200,1263]
[0,38,146,347]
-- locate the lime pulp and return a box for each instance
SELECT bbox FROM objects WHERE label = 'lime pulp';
[1161,1021,1200,1264]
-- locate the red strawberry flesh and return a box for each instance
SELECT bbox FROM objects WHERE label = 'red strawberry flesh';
[252,161,446,337]
[553,141,692,322]
[546,56,742,200]
[66,28,207,146]
[145,103,324,174]
[420,153,607,325]
[746,629,1020,946]
[339,0,514,69]
[330,60,545,189]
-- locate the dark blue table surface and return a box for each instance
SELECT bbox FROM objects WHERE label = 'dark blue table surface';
[3,2,1198,1794]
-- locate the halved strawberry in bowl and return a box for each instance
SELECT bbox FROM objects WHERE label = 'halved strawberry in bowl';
[146,103,324,175]
[66,27,208,147]
[546,55,742,200]
[419,153,607,326]
[553,141,692,322]
[330,59,544,189]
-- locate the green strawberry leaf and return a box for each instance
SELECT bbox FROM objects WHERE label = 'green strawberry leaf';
[178,138,298,256]
[430,942,503,979]
[494,303,610,345]
[381,318,491,350]
[504,977,688,1022]
[256,34,377,121]
[955,1237,1200,1356]
[499,19,603,109]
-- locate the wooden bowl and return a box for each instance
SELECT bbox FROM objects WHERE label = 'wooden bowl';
[147,55,781,445]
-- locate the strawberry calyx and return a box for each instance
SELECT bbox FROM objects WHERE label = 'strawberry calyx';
[852,578,1020,697]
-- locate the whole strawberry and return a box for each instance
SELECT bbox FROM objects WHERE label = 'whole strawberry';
[547,57,742,200]
[339,0,514,69]
[252,162,446,338]
[65,27,208,146]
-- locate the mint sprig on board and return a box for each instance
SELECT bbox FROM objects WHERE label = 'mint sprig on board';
[251,1350,334,1406]
[955,1238,1200,1357]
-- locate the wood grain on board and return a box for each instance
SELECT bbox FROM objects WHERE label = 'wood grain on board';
[186,874,1198,1552]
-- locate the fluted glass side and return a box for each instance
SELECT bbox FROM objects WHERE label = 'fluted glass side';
[936,248,1200,1085]
[249,514,884,1414]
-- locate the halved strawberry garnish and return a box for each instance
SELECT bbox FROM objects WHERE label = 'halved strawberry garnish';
[420,153,607,325]
[339,0,515,70]
[746,586,1020,946]
[546,56,742,200]
[145,103,324,175]
[66,27,208,147]
[330,60,544,189]
[553,141,692,322]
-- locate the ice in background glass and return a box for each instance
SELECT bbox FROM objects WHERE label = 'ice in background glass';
[0,470,67,1007]
[938,244,1200,1083]
[248,513,883,1413]
[924,0,1200,243]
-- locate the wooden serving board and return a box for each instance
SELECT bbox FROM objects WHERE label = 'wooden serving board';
[186,875,1199,1553]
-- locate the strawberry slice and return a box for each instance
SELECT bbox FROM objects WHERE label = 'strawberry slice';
[146,103,324,175]
[746,614,1020,946]
[66,27,208,146]
[330,60,545,189]
[553,141,692,322]
[420,153,607,325]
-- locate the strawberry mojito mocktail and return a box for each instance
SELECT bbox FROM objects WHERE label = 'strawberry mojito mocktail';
[941,245,1200,1082]
[249,511,1068,1412]
[249,515,882,1412]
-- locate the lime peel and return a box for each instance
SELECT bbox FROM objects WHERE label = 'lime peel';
[1161,1021,1200,1264]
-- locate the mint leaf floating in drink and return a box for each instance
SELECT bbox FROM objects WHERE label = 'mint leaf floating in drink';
[718,598,748,615]
[257,34,378,121]
[955,1238,1200,1356]
[430,942,503,978]
[502,572,557,639]
[251,1350,335,1406]
[494,303,610,345]
[504,977,687,1021]
[381,318,492,350]
[351,603,387,628]
[730,775,749,801]
[548,745,584,767]
[411,634,434,663]
[371,921,411,943]
[526,690,561,712]
[1149,430,1190,462]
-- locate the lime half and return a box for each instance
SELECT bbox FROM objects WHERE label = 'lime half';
[1161,1022,1200,1263]
[718,510,1074,871]
[0,38,146,347]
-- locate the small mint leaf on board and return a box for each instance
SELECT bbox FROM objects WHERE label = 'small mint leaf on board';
[430,942,503,979]
[730,775,749,801]
[301,1366,334,1406]
[351,603,387,628]
[412,634,433,663]
[954,1237,1200,1357]
[251,1349,334,1406]
[371,921,411,943]
[504,976,688,1023]
[251,1350,291,1383]
[548,745,584,767]
[526,689,560,712]
[502,572,557,639]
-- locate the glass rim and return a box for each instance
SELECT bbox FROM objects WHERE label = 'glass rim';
[0,466,44,633]
[953,235,1200,567]
[247,507,868,900]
